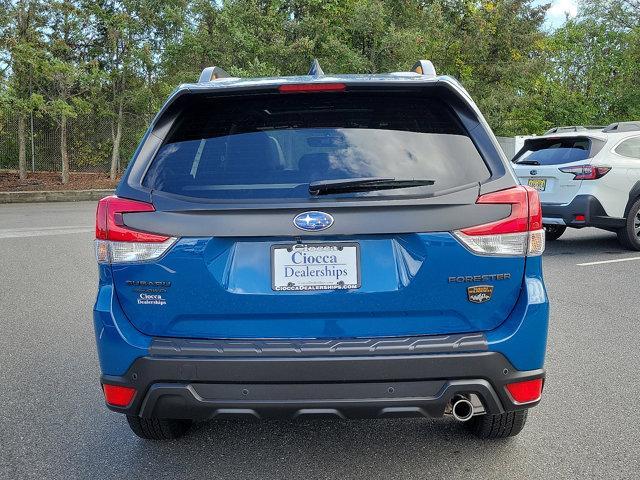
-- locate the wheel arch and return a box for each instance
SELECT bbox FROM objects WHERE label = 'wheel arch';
[623,181,640,218]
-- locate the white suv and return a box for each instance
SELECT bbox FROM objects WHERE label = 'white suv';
[512,122,640,250]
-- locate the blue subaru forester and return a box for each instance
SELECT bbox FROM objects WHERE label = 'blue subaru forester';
[94,60,549,440]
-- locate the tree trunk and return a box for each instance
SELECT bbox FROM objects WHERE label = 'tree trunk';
[60,115,69,184]
[17,115,27,180]
[110,100,123,180]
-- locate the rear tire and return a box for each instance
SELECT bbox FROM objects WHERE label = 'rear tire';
[544,225,566,241]
[617,198,640,251]
[465,410,528,439]
[126,415,192,440]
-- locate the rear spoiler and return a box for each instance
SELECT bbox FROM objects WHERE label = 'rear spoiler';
[512,135,606,162]
[196,59,439,83]
[117,59,512,201]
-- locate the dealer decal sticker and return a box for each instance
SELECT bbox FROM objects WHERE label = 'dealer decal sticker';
[137,293,167,306]
[467,285,494,304]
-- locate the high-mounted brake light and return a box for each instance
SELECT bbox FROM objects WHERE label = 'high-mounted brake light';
[103,384,136,407]
[453,186,545,256]
[278,83,346,93]
[559,164,611,180]
[505,378,543,405]
[95,196,176,264]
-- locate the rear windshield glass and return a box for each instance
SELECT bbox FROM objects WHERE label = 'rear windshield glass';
[143,92,490,201]
[513,137,597,165]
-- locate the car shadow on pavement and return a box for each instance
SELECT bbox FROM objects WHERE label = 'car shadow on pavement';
[118,417,521,479]
[543,228,627,257]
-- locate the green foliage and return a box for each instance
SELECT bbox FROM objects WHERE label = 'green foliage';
[0,0,639,174]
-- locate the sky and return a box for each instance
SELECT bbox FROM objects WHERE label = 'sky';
[541,0,579,27]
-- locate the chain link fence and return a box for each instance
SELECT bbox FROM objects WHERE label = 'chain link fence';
[0,111,149,173]
[0,112,526,174]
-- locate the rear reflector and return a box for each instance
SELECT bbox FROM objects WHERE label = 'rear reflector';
[103,384,136,407]
[95,196,176,264]
[278,83,346,93]
[453,186,545,256]
[505,378,543,404]
[575,214,586,221]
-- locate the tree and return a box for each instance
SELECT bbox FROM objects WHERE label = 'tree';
[84,0,187,180]
[581,0,640,29]
[41,0,96,183]
[410,1,549,135]
[539,2,640,127]
[41,59,95,183]
[1,0,640,182]
[0,0,48,180]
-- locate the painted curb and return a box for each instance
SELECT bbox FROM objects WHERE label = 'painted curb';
[0,189,114,204]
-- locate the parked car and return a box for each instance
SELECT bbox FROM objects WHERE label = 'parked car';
[93,60,549,440]
[512,122,640,249]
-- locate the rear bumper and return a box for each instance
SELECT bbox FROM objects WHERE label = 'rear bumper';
[542,195,625,230]
[101,351,544,420]
[94,259,549,420]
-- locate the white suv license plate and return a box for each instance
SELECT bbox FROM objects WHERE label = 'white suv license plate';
[271,243,360,291]
[527,178,547,191]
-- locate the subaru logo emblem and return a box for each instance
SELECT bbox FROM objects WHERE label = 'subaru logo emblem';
[530,170,538,175]
[293,211,334,231]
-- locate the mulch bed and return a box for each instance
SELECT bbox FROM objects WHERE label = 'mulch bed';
[0,171,119,191]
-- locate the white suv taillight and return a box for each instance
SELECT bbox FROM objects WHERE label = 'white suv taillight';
[95,196,177,264]
[453,186,544,256]
[559,164,610,180]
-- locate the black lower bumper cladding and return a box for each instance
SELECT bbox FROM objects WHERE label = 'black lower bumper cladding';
[101,346,544,420]
[542,195,625,230]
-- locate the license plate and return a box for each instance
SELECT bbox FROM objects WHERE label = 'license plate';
[527,178,547,191]
[271,243,360,291]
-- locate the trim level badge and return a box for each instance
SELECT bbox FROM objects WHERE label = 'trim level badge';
[467,285,494,304]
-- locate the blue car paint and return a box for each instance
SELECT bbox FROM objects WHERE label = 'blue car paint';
[93,264,151,375]
[94,233,549,376]
[486,255,548,371]
[96,72,549,402]
[109,233,526,340]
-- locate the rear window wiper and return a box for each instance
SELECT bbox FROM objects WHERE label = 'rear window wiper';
[309,177,435,196]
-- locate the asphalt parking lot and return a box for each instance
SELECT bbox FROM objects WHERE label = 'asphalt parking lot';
[1,201,639,479]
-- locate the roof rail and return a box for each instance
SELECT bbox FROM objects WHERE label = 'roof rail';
[543,125,604,135]
[198,66,231,83]
[602,121,640,133]
[308,59,324,76]
[411,60,436,78]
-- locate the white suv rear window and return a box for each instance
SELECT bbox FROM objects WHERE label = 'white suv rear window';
[513,137,603,166]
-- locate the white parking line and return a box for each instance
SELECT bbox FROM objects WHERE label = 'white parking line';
[0,225,93,239]
[577,257,640,266]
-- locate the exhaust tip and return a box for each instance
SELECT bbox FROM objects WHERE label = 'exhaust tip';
[451,397,474,422]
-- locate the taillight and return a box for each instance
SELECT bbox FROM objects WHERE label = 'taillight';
[95,196,176,264]
[505,378,543,404]
[103,384,136,407]
[559,164,611,180]
[278,83,346,93]
[453,186,545,256]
